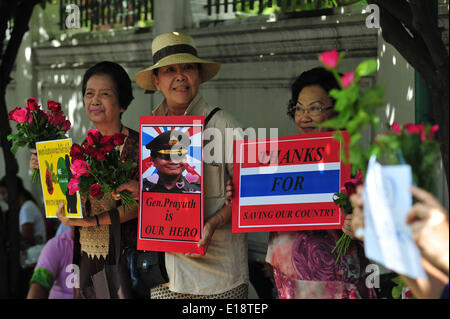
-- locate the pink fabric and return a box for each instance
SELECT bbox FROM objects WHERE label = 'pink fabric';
[35,228,74,299]
[266,230,376,299]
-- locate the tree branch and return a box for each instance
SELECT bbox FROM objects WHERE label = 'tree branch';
[0,0,39,90]
[409,0,449,81]
[367,0,414,31]
[376,5,437,86]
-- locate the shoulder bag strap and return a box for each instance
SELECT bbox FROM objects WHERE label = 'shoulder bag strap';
[205,107,221,127]
[108,208,121,265]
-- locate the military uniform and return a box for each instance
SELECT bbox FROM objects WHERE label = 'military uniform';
[144,130,200,193]
[143,175,200,193]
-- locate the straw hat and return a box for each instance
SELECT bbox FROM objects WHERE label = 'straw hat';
[135,32,221,91]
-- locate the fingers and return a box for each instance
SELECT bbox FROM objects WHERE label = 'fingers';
[410,186,442,208]
[186,215,220,258]
[342,214,355,239]
[406,203,429,224]
[56,202,67,224]
[29,153,39,170]
[114,180,140,200]
[349,186,365,240]
[111,191,121,201]
[225,180,233,207]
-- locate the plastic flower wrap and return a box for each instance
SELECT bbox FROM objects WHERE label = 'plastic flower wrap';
[68,129,137,214]
[7,97,71,183]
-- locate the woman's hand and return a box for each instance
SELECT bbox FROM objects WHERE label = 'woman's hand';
[185,213,222,258]
[349,185,364,240]
[56,202,92,227]
[341,212,355,239]
[406,186,449,274]
[225,180,233,207]
[29,148,39,170]
[112,180,140,200]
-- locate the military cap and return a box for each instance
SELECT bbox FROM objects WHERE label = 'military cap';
[146,130,190,158]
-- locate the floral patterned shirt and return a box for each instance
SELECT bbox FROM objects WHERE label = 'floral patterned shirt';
[266,230,376,299]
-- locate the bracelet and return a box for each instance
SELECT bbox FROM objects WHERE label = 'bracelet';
[94,215,100,227]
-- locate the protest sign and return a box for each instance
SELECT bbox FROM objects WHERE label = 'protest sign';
[137,116,204,254]
[232,131,350,233]
[36,138,83,218]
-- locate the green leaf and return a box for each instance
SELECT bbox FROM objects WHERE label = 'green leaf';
[10,143,19,155]
[355,59,378,78]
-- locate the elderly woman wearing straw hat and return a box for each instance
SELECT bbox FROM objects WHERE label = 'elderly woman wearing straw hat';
[127,32,249,299]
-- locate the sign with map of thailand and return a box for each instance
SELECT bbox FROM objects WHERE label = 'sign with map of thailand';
[232,131,350,233]
[36,138,83,218]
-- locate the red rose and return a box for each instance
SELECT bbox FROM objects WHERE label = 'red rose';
[8,107,29,123]
[86,129,101,146]
[100,135,115,153]
[26,97,40,111]
[93,148,107,161]
[343,170,363,197]
[89,184,103,198]
[403,123,426,140]
[61,119,71,131]
[50,112,66,127]
[390,122,401,134]
[341,72,355,88]
[68,177,80,195]
[47,100,61,112]
[70,159,91,178]
[319,49,339,69]
[70,143,85,161]
[112,133,126,146]
[85,146,107,161]
[428,124,439,140]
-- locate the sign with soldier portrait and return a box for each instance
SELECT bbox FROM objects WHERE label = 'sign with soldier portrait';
[137,116,204,254]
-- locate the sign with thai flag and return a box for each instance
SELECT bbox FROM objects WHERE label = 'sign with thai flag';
[138,116,205,254]
[232,131,350,233]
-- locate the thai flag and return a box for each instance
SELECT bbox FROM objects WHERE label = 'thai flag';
[239,162,341,206]
[233,132,350,232]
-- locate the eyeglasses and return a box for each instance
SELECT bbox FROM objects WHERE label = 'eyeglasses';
[292,103,333,117]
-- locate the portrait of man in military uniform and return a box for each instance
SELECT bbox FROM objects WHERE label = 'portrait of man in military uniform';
[143,130,201,193]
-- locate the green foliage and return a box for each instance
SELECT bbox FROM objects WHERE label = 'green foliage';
[372,123,440,194]
[318,58,383,176]
[236,0,368,15]
[333,192,351,213]
[45,160,59,184]
[391,276,415,299]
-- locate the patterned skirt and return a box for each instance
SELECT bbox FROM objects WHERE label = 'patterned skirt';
[151,284,248,299]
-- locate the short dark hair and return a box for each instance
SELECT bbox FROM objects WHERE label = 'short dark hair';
[0,175,37,204]
[82,61,134,111]
[287,67,340,119]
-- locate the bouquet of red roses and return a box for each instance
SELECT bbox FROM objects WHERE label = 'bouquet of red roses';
[67,129,137,214]
[7,97,71,183]
[374,122,440,194]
